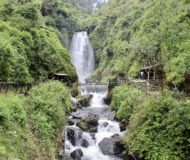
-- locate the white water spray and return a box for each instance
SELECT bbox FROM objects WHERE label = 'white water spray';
[70,32,95,83]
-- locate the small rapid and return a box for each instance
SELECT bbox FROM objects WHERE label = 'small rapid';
[65,85,126,160]
[65,32,126,160]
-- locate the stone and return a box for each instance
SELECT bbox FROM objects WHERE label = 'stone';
[84,114,99,126]
[81,139,89,148]
[119,120,128,132]
[98,135,125,155]
[70,149,83,160]
[118,151,128,160]
[102,122,109,127]
[66,127,82,146]
[67,118,75,126]
[76,121,88,131]
[107,111,116,120]
[78,94,93,106]
[89,127,97,132]
[64,154,74,160]
[90,133,96,139]
[104,91,112,105]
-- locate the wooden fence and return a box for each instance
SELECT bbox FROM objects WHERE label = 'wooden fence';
[0,82,33,93]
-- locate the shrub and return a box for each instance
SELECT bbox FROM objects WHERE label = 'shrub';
[27,81,73,146]
[111,85,144,120]
[126,93,190,160]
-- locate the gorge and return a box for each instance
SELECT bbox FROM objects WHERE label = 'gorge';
[0,0,189,160]
[65,31,127,160]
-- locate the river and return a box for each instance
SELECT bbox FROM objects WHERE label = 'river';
[64,31,126,160]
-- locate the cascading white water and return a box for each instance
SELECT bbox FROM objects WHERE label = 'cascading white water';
[65,85,125,160]
[66,31,126,160]
[70,32,95,83]
[92,0,108,11]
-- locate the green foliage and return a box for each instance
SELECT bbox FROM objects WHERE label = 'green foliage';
[0,81,73,159]
[0,93,40,160]
[41,0,84,47]
[0,0,77,83]
[111,85,144,120]
[87,0,190,84]
[27,81,73,145]
[126,93,190,160]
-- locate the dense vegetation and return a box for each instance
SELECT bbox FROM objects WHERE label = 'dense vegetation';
[85,0,190,86]
[88,1,190,159]
[0,1,82,157]
[0,0,190,159]
[111,85,190,160]
[0,81,73,159]
[0,0,78,83]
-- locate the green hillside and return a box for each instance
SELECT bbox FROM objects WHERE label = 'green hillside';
[85,0,190,86]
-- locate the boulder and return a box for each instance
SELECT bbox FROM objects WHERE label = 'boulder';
[90,133,96,140]
[70,149,83,160]
[76,121,88,131]
[67,118,75,126]
[104,91,112,105]
[89,127,97,132]
[118,150,128,160]
[119,120,129,132]
[107,111,116,121]
[66,127,82,146]
[64,155,74,160]
[98,134,125,155]
[81,139,89,148]
[78,94,93,107]
[102,122,109,127]
[84,114,99,126]
[76,115,99,132]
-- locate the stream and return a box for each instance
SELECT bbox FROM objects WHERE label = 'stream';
[64,31,127,160]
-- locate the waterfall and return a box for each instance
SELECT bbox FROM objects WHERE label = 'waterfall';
[92,0,108,11]
[70,32,95,83]
[65,31,126,160]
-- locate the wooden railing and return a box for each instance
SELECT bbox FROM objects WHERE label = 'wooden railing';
[0,82,33,93]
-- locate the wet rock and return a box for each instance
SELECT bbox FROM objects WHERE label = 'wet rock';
[90,133,96,139]
[78,94,93,106]
[81,139,89,148]
[76,121,88,131]
[89,127,97,132]
[102,122,109,127]
[98,134,125,155]
[118,150,128,160]
[66,127,82,146]
[64,154,74,160]
[107,111,116,120]
[67,118,75,126]
[76,115,98,132]
[70,149,83,160]
[104,91,112,105]
[84,114,99,126]
[119,120,129,132]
